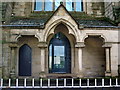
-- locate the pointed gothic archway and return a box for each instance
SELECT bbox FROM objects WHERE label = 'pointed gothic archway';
[48,32,71,73]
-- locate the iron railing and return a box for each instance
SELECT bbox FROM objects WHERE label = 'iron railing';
[0,78,120,88]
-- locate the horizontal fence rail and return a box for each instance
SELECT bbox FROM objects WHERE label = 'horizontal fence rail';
[0,78,120,88]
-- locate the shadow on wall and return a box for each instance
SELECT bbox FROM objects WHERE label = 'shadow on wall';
[83,36,105,77]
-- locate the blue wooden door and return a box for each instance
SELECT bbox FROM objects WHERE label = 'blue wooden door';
[49,32,71,73]
[19,44,32,76]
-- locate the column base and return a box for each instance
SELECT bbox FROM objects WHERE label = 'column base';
[76,71,83,78]
[10,72,16,78]
[105,71,111,76]
[77,74,83,78]
[39,72,46,78]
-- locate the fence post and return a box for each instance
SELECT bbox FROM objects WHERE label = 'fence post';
[24,78,26,88]
[102,79,104,87]
[87,79,89,86]
[110,78,111,86]
[40,78,42,87]
[32,78,34,88]
[64,78,66,87]
[116,78,118,86]
[79,78,81,87]
[48,79,50,87]
[8,79,11,87]
[16,78,18,88]
[95,79,97,87]
[72,78,74,87]
[56,79,58,87]
[0,79,3,88]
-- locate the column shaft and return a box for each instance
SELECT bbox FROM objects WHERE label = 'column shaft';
[41,48,45,72]
[75,42,85,77]
[10,47,17,77]
[106,48,110,72]
[78,48,82,71]
[11,48,15,71]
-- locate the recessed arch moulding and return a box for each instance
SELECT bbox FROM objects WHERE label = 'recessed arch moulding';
[10,34,41,43]
[82,33,107,43]
[10,29,41,43]
[43,18,80,42]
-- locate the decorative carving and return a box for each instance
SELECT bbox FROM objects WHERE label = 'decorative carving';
[9,43,18,48]
[35,34,41,42]
[15,35,22,42]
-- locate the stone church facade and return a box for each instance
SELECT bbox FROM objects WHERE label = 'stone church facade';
[0,0,120,78]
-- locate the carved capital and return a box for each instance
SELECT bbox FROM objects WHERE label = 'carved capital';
[37,42,47,48]
[9,43,18,48]
[75,42,85,48]
[102,42,112,48]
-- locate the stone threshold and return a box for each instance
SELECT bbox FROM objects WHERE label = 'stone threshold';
[46,73,77,78]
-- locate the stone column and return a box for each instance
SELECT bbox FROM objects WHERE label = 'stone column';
[102,43,112,76]
[75,42,85,77]
[9,43,18,78]
[106,48,110,72]
[0,22,2,78]
[38,42,47,77]
[40,48,45,72]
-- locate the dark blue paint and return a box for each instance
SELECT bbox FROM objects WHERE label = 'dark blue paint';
[19,44,32,76]
[49,32,71,73]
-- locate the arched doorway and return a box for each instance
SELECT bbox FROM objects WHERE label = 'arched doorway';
[19,44,32,76]
[49,32,71,73]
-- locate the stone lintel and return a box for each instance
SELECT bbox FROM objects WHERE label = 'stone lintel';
[102,42,112,48]
[9,43,18,48]
[38,42,47,48]
[75,42,85,48]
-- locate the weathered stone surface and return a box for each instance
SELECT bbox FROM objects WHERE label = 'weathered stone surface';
[1,1,120,78]
[82,37,105,77]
